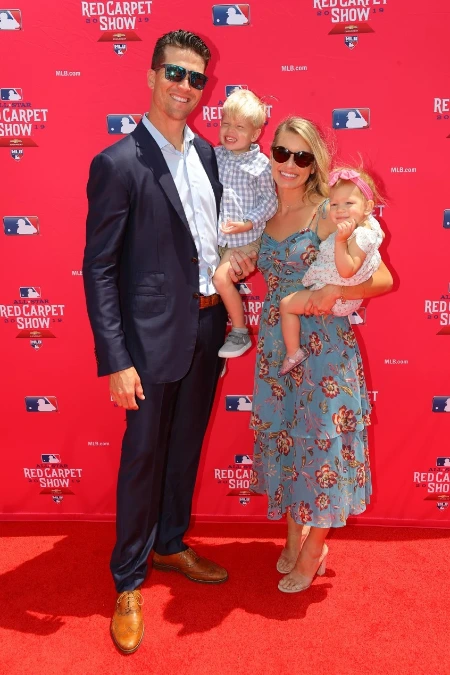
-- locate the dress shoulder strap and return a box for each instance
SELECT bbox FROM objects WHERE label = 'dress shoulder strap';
[308,198,329,234]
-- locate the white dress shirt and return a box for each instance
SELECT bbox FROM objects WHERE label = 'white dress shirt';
[142,114,220,296]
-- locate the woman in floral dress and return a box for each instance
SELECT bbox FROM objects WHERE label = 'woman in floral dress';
[250,117,393,593]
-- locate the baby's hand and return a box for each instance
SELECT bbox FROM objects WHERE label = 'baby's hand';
[220,220,249,234]
[335,219,357,242]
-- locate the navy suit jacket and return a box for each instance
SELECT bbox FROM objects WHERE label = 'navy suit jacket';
[82,121,223,383]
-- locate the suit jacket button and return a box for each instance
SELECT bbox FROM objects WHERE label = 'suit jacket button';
[191,257,198,263]
[192,292,200,299]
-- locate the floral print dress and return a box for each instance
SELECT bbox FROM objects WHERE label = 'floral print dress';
[250,215,372,528]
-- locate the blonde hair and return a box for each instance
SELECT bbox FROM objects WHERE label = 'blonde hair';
[273,116,330,202]
[222,89,267,129]
[329,166,383,206]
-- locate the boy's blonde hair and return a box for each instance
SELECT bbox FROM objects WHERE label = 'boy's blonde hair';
[222,89,267,129]
[329,166,383,206]
[273,116,330,202]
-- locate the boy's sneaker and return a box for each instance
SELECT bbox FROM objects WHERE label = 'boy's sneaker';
[218,329,251,358]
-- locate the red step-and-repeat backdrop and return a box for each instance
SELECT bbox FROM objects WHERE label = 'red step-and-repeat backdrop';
[1,0,450,526]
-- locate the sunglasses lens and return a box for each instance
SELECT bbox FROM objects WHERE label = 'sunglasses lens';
[272,146,290,163]
[190,72,207,90]
[165,64,185,82]
[294,153,314,168]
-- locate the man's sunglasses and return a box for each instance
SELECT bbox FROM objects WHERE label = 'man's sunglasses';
[155,63,208,91]
[271,146,315,168]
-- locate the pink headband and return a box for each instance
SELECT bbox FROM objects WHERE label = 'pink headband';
[329,169,373,201]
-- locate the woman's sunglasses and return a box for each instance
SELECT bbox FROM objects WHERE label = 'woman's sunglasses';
[155,63,208,91]
[271,146,315,168]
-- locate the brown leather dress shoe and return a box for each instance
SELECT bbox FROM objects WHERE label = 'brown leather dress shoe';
[153,547,228,583]
[110,589,144,654]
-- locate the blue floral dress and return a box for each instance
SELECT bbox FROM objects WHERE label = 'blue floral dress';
[250,214,372,528]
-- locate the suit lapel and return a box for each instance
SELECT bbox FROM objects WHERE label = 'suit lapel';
[132,121,191,233]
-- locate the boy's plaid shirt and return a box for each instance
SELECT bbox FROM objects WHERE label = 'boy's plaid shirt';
[215,144,278,247]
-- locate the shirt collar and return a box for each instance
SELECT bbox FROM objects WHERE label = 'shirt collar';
[142,113,195,150]
[218,143,260,161]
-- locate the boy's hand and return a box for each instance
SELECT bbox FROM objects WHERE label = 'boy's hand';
[220,220,253,234]
[335,219,357,243]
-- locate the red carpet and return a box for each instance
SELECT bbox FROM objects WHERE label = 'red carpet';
[1,521,448,675]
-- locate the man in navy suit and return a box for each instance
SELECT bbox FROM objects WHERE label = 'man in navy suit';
[83,29,255,653]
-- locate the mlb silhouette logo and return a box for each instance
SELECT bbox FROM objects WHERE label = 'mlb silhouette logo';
[226,395,252,411]
[443,210,450,229]
[1,87,22,100]
[235,454,253,464]
[30,339,43,351]
[432,396,450,412]
[0,9,22,30]
[10,148,23,161]
[4,216,39,235]
[225,84,248,97]
[237,281,252,295]
[114,43,127,56]
[107,114,141,134]
[349,307,366,325]
[41,454,61,463]
[25,396,58,412]
[212,4,250,26]
[436,457,450,467]
[332,108,370,129]
[345,36,358,49]
[19,286,41,297]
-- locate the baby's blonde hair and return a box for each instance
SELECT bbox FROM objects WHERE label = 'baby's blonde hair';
[330,166,383,206]
[222,89,267,129]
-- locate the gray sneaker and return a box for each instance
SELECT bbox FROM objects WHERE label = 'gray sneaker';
[218,329,251,358]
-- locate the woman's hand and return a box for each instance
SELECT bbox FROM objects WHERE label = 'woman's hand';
[227,249,258,282]
[303,285,340,316]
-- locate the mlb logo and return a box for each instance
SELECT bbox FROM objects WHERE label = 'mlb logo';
[10,148,23,161]
[443,209,450,229]
[106,114,141,134]
[30,339,43,350]
[0,9,22,30]
[212,4,250,26]
[41,454,61,463]
[436,457,450,467]
[235,454,253,464]
[1,87,22,100]
[345,36,358,49]
[237,281,252,295]
[113,43,127,56]
[349,307,366,325]
[226,395,252,411]
[25,396,58,412]
[432,396,450,412]
[4,216,39,235]
[225,84,248,97]
[332,108,370,129]
[19,286,41,297]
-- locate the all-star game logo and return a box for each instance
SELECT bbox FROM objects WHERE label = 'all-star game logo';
[414,457,450,511]
[312,0,387,48]
[81,1,153,55]
[214,454,261,506]
[0,286,65,349]
[23,454,83,503]
[0,87,48,158]
[424,283,450,335]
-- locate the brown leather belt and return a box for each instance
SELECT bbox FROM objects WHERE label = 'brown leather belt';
[199,293,222,309]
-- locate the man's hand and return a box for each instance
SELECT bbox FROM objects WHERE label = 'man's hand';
[303,285,340,316]
[335,219,357,243]
[110,367,145,410]
[228,249,257,283]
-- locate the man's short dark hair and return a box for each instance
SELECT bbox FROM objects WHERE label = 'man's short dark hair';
[151,29,211,70]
